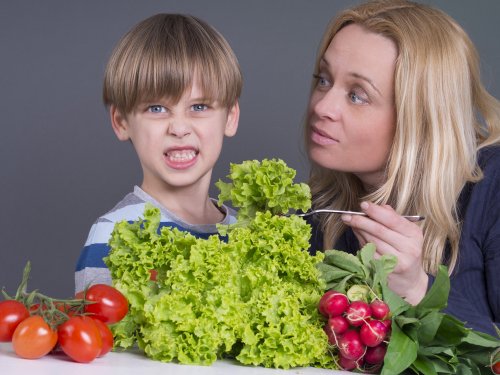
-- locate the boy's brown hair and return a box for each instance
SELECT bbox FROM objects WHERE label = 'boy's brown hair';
[103,14,242,114]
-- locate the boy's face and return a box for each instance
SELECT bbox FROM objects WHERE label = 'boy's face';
[110,79,239,196]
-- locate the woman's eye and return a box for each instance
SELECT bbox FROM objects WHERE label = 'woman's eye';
[148,105,166,113]
[349,90,368,104]
[192,104,208,112]
[313,74,330,88]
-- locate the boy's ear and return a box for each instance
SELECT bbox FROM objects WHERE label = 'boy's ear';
[110,106,130,141]
[224,101,240,137]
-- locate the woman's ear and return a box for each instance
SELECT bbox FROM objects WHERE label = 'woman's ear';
[110,106,130,141]
[224,101,240,137]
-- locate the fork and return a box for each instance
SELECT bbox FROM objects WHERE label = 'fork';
[291,209,425,222]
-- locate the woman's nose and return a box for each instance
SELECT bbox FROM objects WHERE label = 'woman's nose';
[310,89,341,122]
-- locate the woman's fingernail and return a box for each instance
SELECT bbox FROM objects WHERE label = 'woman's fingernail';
[341,214,352,222]
[360,201,369,210]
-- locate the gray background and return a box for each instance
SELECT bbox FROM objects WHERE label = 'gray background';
[1,1,499,298]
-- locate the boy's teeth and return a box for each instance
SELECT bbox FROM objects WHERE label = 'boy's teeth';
[167,150,196,162]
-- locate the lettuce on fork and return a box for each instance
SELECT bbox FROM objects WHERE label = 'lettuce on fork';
[104,159,334,369]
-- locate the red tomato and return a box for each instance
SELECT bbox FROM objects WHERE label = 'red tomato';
[12,315,57,359]
[58,316,102,363]
[0,300,30,342]
[75,291,85,299]
[92,318,114,356]
[84,284,128,324]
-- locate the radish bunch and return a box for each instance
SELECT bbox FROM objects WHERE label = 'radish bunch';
[319,290,391,372]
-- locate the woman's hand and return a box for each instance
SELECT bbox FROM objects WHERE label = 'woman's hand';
[341,201,428,305]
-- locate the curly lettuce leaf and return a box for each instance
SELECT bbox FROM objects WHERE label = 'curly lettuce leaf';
[216,159,311,221]
[105,204,333,368]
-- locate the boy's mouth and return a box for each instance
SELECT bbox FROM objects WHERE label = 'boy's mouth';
[164,148,198,163]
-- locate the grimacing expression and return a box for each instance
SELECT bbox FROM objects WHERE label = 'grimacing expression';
[308,23,397,189]
[111,78,239,195]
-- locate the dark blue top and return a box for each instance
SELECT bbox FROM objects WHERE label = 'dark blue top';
[308,146,500,336]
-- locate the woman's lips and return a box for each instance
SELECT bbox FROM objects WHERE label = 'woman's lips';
[310,125,339,145]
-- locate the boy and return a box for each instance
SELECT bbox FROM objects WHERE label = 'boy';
[75,14,242,293]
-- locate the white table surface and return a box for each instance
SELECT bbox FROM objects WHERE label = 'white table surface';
[1,343,352,375]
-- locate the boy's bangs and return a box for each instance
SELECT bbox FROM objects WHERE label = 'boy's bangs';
[135,54,228,108]
[104,14,242,114]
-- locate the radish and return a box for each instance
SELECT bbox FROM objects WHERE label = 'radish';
[328,315,349,335]
[337,330,366,360]
[360,320,388,347]
[492,358,500,375]
[345,301,372,326]
[370,300,390,320]
[364,343,387,364]
[338,353,364,370]
[318,290,349,317]
[322,324,337,346]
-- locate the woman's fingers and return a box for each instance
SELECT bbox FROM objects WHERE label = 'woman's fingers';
[342,202,423,255]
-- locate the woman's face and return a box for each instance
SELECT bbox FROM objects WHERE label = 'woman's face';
[307,23,397,189]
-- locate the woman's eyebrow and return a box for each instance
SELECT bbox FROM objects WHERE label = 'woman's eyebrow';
[349,72,381,96]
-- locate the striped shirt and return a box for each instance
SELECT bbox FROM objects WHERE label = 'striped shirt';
[75,186,237,293]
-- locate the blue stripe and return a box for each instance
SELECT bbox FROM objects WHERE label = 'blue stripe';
[76,243,110,271]
[76,221,229,272]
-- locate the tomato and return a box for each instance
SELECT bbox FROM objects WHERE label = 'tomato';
[58,316,102,363]
[0,300,30,342]
[92,318,114,356]
[12,315,57,359]
[84,284,128,324]
[75,291,85,299]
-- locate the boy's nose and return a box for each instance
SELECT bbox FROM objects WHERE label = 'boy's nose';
[167,119,191,138]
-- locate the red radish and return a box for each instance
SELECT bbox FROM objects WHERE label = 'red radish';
[370,300,390,320]
[492,360,500,375]
[346,301,372,326]
[360,320,388,347]
[322,325,337,346]
[318,290,349,317]
[338,353,364,370]
[364,343,387,364]
[337,330,366,360]
[382,319,392,329]
[328,315,349,335]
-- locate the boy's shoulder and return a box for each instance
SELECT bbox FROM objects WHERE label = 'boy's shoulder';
[96,188,149,224]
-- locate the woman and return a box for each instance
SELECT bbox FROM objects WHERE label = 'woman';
[306,0,500,336]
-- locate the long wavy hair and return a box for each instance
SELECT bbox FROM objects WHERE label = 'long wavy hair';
[307,0,500,274]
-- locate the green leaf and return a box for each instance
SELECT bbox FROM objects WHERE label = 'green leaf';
[359,243,376,265]
[382,282,410,316]
[417,311,444,345]
[434,314,468,346]
[460,329,500,348]
[322,249,364,275]
[412,354,438,375]
[316,263,353,284]
[382,322,418,374]
[416,265,449,312]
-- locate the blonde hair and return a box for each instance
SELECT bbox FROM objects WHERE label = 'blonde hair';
[103,14,242,114]
[308,0,500,274]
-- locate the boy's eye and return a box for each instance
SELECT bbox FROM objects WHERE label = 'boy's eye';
[192,104,208,112]
[148,105,166,113]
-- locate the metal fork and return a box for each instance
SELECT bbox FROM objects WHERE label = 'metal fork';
[292,209,425,222]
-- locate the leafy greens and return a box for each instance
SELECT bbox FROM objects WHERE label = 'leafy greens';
[105,159,333,368]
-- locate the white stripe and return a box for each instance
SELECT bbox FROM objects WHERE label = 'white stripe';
[101,203,150,222]
[84,222,116,247]
[75,268,112,294]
